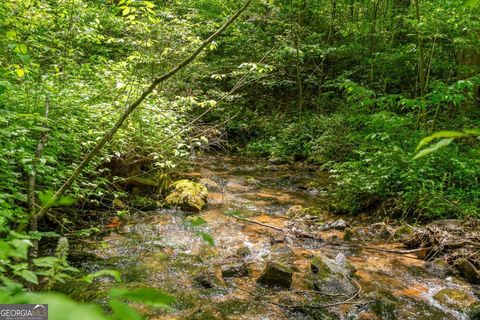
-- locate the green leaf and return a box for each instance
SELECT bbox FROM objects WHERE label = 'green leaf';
[143,1,155,8]
[109,299,143,320]
[13,293,108,320]
[17,44,28,54]
[16,270,38,284]
[33,257,59,268]
[466,0,479,7]
[415,131,465,152]
[15,68,25,78]
[57,195,76,206]
[6,30,16,40]
[38,190,55,206]
[109,288,175,308]
[187,216,207,227]
[197,232,215,246]
[122,7,130,16]
[82,269,122,284]
[10,239,32,259]
[413,138,454,160]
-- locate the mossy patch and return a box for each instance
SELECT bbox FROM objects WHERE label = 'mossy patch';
[165,179,208,211]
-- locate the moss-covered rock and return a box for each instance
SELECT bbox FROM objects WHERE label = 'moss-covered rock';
[433,288,477,311]
[457,259,480,285]
[221,263,249,278]
[311,254,356,295]
[257,261,293,289]
[165,180,208,212]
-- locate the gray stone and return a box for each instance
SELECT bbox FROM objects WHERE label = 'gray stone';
[330,219,348,230]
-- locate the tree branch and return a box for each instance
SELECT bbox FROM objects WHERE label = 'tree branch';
[32,0,253,222]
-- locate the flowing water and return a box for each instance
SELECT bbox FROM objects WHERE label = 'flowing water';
[66,156,479,319]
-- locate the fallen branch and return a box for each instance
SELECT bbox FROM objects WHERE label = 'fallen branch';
[231,215,322,241]
[32,0,254,223]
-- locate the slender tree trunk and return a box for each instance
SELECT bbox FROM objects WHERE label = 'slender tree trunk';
[28,97,50,258]
[370,0,379,83]
[415,0,426,97]
[30,0,254,225]
[414,0,426,128]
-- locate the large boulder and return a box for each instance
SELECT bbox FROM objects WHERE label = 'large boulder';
[165,179,208,211]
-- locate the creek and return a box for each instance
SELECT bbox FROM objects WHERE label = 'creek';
[64,156,479,319]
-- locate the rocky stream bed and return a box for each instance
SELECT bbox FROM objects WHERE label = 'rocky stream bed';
[64,157,479,319]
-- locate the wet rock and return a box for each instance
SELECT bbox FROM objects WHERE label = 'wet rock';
[433,288,477,311]
[425,259,454,279]
[311,254,356,295]
[235,246,251,257]
[193,269,222,289]
[268,157,289,165]
[221,262,248,278]
[257,261,293,289]
[457,259,480,285]
[329,219,348,230]
[165,179,208,211]
[270,244,296,268]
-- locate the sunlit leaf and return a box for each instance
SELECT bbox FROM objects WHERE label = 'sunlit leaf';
[16,270,38,284]
[82,269,121,284]
[415,131,465,152]
[197,232,215,246]
[413,138,454,160]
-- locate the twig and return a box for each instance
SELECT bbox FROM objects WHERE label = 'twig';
[232,215,284,232]
[289,278,363,309]
[231,215,322,241]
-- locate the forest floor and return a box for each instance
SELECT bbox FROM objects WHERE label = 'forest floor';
[60,156,479,320]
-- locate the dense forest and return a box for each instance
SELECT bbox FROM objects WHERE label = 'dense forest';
[0,0,479,319]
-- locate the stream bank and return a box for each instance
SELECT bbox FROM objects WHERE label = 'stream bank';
[65,156,479,319]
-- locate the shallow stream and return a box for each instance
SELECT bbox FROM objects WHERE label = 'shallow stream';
[66,156,479,319]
